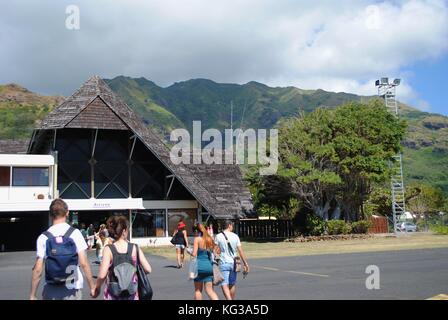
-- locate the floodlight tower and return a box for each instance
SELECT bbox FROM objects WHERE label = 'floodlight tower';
[375,77,405,234]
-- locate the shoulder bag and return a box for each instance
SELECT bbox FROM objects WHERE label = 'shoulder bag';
[135,244,153,300]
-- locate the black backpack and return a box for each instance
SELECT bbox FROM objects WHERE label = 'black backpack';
[43,227,78,285]
[107,243,138,298]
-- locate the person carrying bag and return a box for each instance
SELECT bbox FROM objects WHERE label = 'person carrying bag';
[93,216,152,300]
[215,220,250,300]
[221,231,242,273]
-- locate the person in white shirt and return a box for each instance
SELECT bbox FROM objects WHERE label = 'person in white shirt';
[29,199,96,300]
[215,220,250,300]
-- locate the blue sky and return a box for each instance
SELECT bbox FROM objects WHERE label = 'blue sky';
[0,0,447,115]
[407,57,448,115]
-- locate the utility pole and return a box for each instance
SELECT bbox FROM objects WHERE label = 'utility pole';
[230,100,233,131]
[375,78,405,234]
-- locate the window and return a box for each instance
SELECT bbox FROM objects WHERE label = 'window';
[12,167,49,186]
[0,167,10,186]
[168,211,195,236]
[132,210,166,237]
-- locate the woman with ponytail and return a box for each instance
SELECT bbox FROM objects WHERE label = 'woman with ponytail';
[93,215,152,300]
[189,223,218,300]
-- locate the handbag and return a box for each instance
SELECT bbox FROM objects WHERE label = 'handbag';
[188,257,198,280]
[135,244,153,300]
[170,231,178,245]
[208,251,224,285]
[233,256,242,273]
[212,260,224,285]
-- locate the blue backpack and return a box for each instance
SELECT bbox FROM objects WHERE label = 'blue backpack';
[43,227,78,285]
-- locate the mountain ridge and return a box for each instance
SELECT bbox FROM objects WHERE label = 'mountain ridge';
[0,77,447,193]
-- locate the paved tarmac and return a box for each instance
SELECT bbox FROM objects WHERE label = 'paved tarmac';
[0,248,447,300]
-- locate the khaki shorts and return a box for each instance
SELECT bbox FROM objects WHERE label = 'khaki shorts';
[42,285,82,300]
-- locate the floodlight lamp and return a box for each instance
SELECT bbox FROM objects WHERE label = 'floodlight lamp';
[381,77,389,85]
[375,80,380,86]
[393,78,401,86]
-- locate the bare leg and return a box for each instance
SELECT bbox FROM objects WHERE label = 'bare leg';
[229,284,237,300]
[204,282,219,300]
[176,248,181,268]
[180,248,185,267]
[194,282,203,300]
[221,284,233,300]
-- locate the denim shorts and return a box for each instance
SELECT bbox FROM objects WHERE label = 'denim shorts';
[220,262,237,286]
[175,244,185,250]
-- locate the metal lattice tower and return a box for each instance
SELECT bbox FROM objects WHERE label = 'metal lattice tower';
[375,78,406,233]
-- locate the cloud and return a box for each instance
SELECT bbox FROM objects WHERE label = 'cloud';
[0,0,447,111]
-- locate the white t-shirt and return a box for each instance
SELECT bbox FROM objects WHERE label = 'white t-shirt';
[215,231,241,264]
[36,222,88,289]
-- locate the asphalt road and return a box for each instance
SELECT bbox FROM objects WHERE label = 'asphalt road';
[0,248,447,300]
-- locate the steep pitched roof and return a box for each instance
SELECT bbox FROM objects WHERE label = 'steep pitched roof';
[36,76,251,218]
[186,163,254,219]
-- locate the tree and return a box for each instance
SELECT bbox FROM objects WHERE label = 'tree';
[364,185,392,217]
[246,100,406,222]
[245,166,299,219]
[407,183,445,222]
[331,100,406,221]
[276,108,341,221]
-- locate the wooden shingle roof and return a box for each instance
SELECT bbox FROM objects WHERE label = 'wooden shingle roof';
[35,76,252,218]
[187,162,254,219]
[0,139,29,154]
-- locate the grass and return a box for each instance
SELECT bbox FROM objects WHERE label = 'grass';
[403,146,448,194]
[142,233,448,260]
[430,225,448,235]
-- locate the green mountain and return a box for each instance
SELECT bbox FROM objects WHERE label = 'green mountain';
[104,76,448,194]
[0,77,447,194]
[0,84,63,139]
[106,76,366,135]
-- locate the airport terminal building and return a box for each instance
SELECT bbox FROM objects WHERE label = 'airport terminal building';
[0,76,253,250]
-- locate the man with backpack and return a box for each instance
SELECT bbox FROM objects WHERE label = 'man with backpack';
[29,199,96,300]
[215,220,250,300]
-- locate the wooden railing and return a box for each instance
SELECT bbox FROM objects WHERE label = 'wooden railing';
[234,219,296,240]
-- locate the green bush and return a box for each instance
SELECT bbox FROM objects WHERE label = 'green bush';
[327,220,345,235]
[327,220,352,235]
[351,220,372,234]
[430,225,448,235]
[305,215,325,236]
[341,223,352,234]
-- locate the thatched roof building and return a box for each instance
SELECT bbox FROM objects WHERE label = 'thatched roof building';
[27,76,253,219]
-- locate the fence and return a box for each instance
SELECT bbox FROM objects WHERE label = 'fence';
[235,219,296,240]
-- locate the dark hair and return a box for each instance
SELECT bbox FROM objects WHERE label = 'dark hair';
[106,215,129,240]
[223,219,233,229]
[49,199,68,219]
